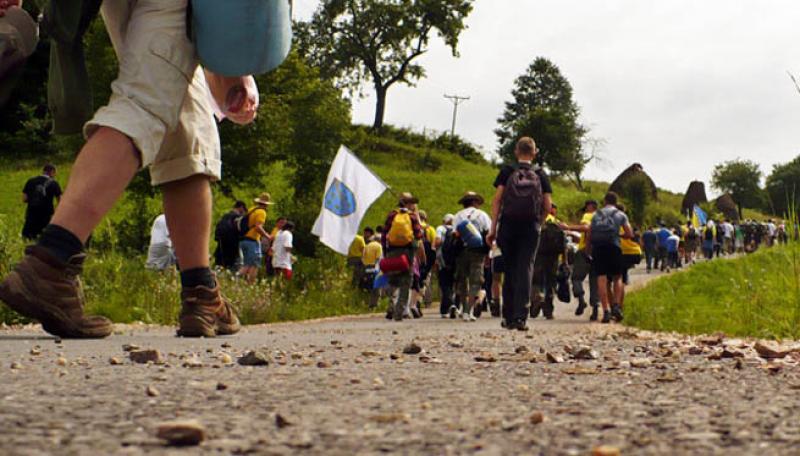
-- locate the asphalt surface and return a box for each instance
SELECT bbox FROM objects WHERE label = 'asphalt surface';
[2,265,800,455]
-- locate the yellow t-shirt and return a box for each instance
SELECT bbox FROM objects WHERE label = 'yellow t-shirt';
[424,224,437,244]
[245,208,267,241]
[577,212,595,251]
[362,240,383,266]
[620,227,642,255]
[348,235,366,258]
[270,226,280,239]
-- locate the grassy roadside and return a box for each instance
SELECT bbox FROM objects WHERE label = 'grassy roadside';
[625,243,800,340]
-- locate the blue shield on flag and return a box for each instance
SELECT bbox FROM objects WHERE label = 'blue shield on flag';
[324,178,357,217]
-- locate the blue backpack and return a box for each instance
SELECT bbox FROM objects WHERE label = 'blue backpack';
[457,218,484,250]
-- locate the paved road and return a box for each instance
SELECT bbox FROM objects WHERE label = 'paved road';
[1,265,800,455]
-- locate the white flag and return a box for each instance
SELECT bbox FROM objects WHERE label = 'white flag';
[312,146,389,255]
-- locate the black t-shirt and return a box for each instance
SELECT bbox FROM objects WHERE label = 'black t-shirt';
[493,164,552,194]
[23,175,62,216]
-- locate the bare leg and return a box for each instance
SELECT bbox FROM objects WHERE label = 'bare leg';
[597,276,609,311]
[51,127,141,242]
[162,175,212,271]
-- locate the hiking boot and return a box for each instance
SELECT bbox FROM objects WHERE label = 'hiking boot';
[515,319,529,332]
[0,246,113,339]
[601,310,612,324]
[575,298,587,316]
[489,299,501,318]
[177,284,241,337]
[589,306,599,322]
[411,306,422,319]
[611,304,624,322]
[385,309,393,320]
[448,305,457,319]
[530,301,542,319]
[473,302,483,318]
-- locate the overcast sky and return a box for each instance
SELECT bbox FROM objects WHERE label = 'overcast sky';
[293,0,800,195]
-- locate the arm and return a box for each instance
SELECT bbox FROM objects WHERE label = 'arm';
[256,225,271,241]
[487,186,504,245]
[622,223,633,240]
[542,193,552,220]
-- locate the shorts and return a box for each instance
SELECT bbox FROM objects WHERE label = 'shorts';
[85,0,221,187]
[491,255,506,274]
[591,244,623,278]
[239,239,262,267]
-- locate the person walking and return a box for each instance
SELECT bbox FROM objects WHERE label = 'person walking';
[656,224,671,271]
[530,204,566,320]
[418,210,437,308]
[702,221,716,259]
[213,200,247,271]
[453,191,492,322]
[382,193,425,321]
[561,200,599,320]
[0,0,261,338]
[347,233,366,287]
[239,193,275,284]
[585,192,632,324]
[21,164,62,240]
[435,214,458,318]
[683,222,698,265]
[487,137,552,331]
[145,213,176,271]
[642,226,657,273]
[666,229,681,271]
[271,221,294,281]
[361,227,383,309]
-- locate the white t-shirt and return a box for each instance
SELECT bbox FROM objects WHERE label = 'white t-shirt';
[435,225,450,243]
[453,207,492,233]
[721,222,734,239]
[768,223,777,237]
[149,214,171,247]
[271,230,294,270]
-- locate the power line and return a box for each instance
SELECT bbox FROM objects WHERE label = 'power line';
[444,94,470,137]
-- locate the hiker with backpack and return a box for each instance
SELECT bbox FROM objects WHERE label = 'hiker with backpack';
[684,222,699,265]
[381,193,425,321]
[436,214,459,318]
[702,221,716,260]
[585,192,632,324]
[641,226,658,273]
[145,213,176,271]
[530,204,566,320]
[213,201,248,271]
[239,193,275,284]
[453,191,492,322]
[361,227,384,309]
[418,211,438,309]
[560,199,600,320]
[487,137,552,331]
[21,164,62,240]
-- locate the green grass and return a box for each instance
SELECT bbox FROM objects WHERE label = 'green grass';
[626,243,800,340]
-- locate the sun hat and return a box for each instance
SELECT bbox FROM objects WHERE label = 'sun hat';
[398,192,419,205]
[458,191,484,206]
[443,213,455,224]
[191,0,292,77]
[254,192,275,206]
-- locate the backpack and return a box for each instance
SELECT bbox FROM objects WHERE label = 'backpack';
[687,228,698,241]
[440,228,463,270]
[27,177,51,208]
[387,210,414,247]
[235,208,259,239]
[456,218,484,250]
[704,227,714,242]
[215,212,239,242]
[556,263,572,303]
[537,222,566,257]
[501,164,543,223]
[589,207,620,246]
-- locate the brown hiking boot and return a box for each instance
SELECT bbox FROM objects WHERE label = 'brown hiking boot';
[177,283,241,337]
[0,246,113,338]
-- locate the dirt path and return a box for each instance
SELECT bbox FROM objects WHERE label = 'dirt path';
[1,265,799,455]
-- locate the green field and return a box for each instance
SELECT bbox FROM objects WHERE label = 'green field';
[626,242,800,340]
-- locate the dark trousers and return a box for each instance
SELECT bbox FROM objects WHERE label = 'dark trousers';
[532,254,559,317]
[644,248,656,271]
[498,223,539,324]
[571,250,599,307]
[438,267,455,315]
[657,247,668,271]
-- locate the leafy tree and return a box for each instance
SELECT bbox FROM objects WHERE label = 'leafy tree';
[711,159,764,219]
[766,155,800,217]
[495,57,591,189]
[297,0,474,129]
[621,173,651,227]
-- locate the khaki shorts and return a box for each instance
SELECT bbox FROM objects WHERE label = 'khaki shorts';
[85,0,221,186]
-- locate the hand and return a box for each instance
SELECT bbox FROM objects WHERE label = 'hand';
[0,0,21,17]
[205,72,259,125]
[486,231,496,246]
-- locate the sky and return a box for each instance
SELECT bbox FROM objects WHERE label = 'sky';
[292,0,800,195]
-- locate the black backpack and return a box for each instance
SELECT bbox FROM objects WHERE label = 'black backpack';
[440,228,463,270]
[27,177,51,208]
[590,207,620,246]
[687,228,698,241]
[704,227,714,241]
[235,209,258,239]
[501,164,543,223]
[537,222,566,257]
[215,212,239,242]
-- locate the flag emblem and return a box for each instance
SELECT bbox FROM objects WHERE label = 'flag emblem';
[324,178,357,217]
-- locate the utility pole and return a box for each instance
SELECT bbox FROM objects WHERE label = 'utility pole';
[444,94,470,138]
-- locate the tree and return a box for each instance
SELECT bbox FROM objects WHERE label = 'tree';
[621,173,651,227]
[711,159,764,219]
[297,0,474,129]
[495,57,592,189]
[766,155,800,217]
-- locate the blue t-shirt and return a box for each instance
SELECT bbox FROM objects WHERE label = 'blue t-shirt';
[657,228,671,248]
[666,235,680,253]
[642,231,657,251]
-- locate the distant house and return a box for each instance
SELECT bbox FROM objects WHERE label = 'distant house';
[682,181,708,216]
[715,193,739,221]
[608,163,659,202]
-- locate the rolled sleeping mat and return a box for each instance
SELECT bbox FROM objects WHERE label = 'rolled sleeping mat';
[192,0,292,77]
[379,255,410,274]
